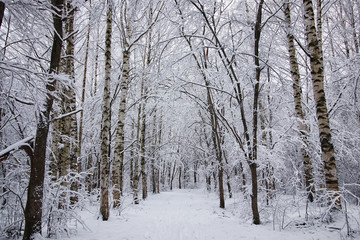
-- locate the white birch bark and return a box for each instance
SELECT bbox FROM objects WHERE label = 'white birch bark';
[100,0,112,220]
[284,2,315,202]
[302,0,341,207]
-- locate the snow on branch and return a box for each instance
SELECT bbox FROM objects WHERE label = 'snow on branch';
[51,108,83,122]
[0,136,34,163]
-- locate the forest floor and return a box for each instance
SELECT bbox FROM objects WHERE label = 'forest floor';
[63,189,355,240]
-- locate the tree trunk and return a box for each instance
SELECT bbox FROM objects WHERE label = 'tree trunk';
[316,0,324,63]
[156,168,160,193]
[347,1,359,54]
[91,24,100,96]
[140,95,147,200]
[208,95,225,208]
[130,122,135,189]
[284,2,315,202]
[65,0,79,205]
[248,0,264,225]
[170,161,176,191]
[78,0,92,178]
[112,49,130,207]
[302,0,341,208]
[239,162,246,194]
[178,166,182,189]
[223,157,232,199]
[0,2,5,29]
[156,114,162,194]
[99,0,112,220]
[151,111,157,194]
[194,162,197,184]
[249,163,260,223]
[152,159,156,193]
[218,164,225,208]
[23,1,64,239]
[49,0,78,209]
[133,91,143,204]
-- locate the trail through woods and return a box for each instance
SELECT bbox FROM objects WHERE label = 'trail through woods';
[69,189,340,240]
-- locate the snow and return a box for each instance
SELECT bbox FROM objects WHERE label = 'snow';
[63,189,344,240]
[0,136,33,158]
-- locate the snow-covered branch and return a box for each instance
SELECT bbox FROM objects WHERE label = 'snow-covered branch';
[0,136,34,163]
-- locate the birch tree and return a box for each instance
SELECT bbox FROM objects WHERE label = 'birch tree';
[302,0,341,207]
[113,0,163,206]
[112,0,131,207]
[78,0,93,179]
[284,2,315,202]
[50,0,79,207]
[100,0,112,220]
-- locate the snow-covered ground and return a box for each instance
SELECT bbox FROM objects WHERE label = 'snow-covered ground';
[61,189,352,240]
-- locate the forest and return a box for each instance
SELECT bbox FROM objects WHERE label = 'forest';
[0,0,359,239]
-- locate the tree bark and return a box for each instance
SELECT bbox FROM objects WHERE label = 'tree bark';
[302,0,341,208]
[112,49,130,207]
[99,0,112,220]
[284,2,315,202]
[49,0,78,208]
[140,93,147,200]
[91,24,100,96]
[248,0,264,225]
[130,122,135,190]
[170,161,176,191]
[239,162,246,194]
[0,1,5,29]
[65,0,79,205]
[78,0,92,178]
[178,166,182,189]
[23,1,64,239]
[112,0,133,204]
[133,90,142,204]
[151,111,157,194]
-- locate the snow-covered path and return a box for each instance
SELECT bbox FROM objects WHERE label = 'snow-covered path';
[71,189,339,240]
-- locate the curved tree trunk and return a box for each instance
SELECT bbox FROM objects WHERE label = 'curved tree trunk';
[23,1,64,239]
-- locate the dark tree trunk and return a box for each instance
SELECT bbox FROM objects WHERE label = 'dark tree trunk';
[250,163,260,224]
[239,162,246,194]
[152,159,156,193]
[0,2,5,29]
[226,174,232,199]
[194,163,197,184]
[178,167,182,189]
[218,163,225,208]
[23,1,64,239]
[248,0,264,225]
